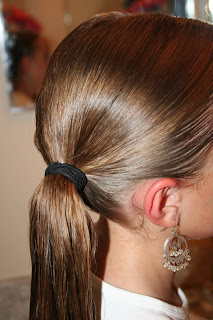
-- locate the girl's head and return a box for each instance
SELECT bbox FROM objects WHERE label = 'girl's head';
[36,12,212,220]
[30,12,212,320]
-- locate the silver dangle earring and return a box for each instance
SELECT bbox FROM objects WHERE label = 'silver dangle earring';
[163,223,191,272]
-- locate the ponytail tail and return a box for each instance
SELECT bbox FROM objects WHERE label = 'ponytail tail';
[29,174,95,320]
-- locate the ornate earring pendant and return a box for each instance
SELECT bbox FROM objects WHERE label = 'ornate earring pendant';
[163,226,191,272]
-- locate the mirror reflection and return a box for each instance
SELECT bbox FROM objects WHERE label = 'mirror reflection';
[0,0,212,111]
[2,2,50,109]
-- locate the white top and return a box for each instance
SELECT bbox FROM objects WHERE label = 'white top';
[92,275,189,320]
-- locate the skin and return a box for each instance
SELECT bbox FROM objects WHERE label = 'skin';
[13,36,50,103]
[178,159,213,239]
[94,156,213,307]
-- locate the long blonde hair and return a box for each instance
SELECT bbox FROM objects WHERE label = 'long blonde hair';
[29,13,213,319]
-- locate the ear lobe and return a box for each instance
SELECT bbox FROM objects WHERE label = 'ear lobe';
[144,178,179,228]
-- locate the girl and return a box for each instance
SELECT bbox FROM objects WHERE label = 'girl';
[29,13,213,320]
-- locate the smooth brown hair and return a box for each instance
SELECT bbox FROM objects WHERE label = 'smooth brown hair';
[29,12,213,319]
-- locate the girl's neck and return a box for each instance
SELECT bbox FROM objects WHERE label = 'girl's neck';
[93,216,181,307]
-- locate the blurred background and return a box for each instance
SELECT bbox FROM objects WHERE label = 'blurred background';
[0,1,212,319]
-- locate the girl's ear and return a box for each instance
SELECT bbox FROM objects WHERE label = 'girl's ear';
[133,178,180,228]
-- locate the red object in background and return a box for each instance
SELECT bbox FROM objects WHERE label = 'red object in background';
[126,0,166,13]
[2,3,41,34]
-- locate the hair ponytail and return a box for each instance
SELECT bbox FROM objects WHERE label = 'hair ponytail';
[29,173,95,319]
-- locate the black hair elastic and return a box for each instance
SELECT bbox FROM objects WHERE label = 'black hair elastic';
[45,162,87,193]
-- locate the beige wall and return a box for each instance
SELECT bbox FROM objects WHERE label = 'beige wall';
[65,0,105,31]
[64,0,123,32]
[0,54,45,280]
[24,0,66,52]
